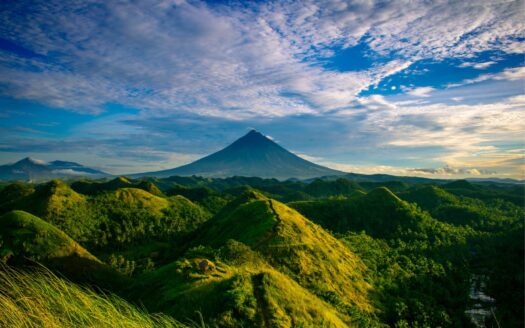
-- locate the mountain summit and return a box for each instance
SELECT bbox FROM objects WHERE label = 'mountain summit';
[137,130,344,180]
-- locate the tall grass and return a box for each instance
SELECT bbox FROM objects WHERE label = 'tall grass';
[0,264,187,328]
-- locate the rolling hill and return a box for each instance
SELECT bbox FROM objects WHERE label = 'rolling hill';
[0,210,123,288]
[134,130,345,180]
[132,245,355,327]
[188,191,374,318]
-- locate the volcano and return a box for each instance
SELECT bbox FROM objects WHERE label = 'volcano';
[136,130,344,180]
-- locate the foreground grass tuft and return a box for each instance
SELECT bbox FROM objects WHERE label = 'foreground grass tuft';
[0,265,187,328]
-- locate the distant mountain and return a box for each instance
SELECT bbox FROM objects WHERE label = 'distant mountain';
[135,130,345,180]
[307,172,524,186]
[0,157,108,181]
[465,177,524,185]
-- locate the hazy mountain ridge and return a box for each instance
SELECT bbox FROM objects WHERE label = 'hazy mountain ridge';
[0,157,108,181]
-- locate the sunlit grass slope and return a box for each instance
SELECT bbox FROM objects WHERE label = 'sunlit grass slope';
[132,241,355,327]
[0,180,95,241]
[0,265,186,328]
[191,191,374,318]
[0,210,96,262]
[103,187,170,215]
[93,188,211,245]
[12,179,87,218]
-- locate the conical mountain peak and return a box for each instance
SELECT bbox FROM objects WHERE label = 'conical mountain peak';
[228,129,276,148]
[16,157,46,166]
[135,130,345,180]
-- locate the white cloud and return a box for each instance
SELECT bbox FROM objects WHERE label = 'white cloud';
[448,66,525,88]
[407,87,435,97]
[296,154,498,178]
[51,169,98,176]
[459,61,496,69]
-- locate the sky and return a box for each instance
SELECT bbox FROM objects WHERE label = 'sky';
[0,0,524,179]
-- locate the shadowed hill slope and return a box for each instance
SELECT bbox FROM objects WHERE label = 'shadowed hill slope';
[289,187,471,243]
[398,185,459,212]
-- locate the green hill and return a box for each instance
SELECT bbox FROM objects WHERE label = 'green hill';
[0,210,122,288]
[1,182,211,249]
[4,180,86,217]
[189,191,374,319]
[289,187,468,243]
[101,188,170,215]
[398,185,459,212]
[2,180,97,242]
[0,210,96,262]
[92,188,211,246]
[399,185,522,231]
[72,176,166,197]
[136,180,165,197]
[132,240,364,327]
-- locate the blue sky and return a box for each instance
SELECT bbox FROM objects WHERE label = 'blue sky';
[0,0,523,178]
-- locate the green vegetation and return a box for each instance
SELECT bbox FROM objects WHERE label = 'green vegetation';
[0,210,96,263]
[0,265,186,328]
[0,180,211,250]
[132,240,355,327]
[0,176,522,327]
[0,210,124,289]
[191,191,374,319]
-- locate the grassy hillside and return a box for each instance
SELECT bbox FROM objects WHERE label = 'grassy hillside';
[0,265,186,328]
[0,210,123,288]
[132,240,363,327]
[0,210,96,262]
[0,180,96,242]
[398,185,459,211]
[71,176,133,194]
[190,191,374,320]
[289,188,477,326]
